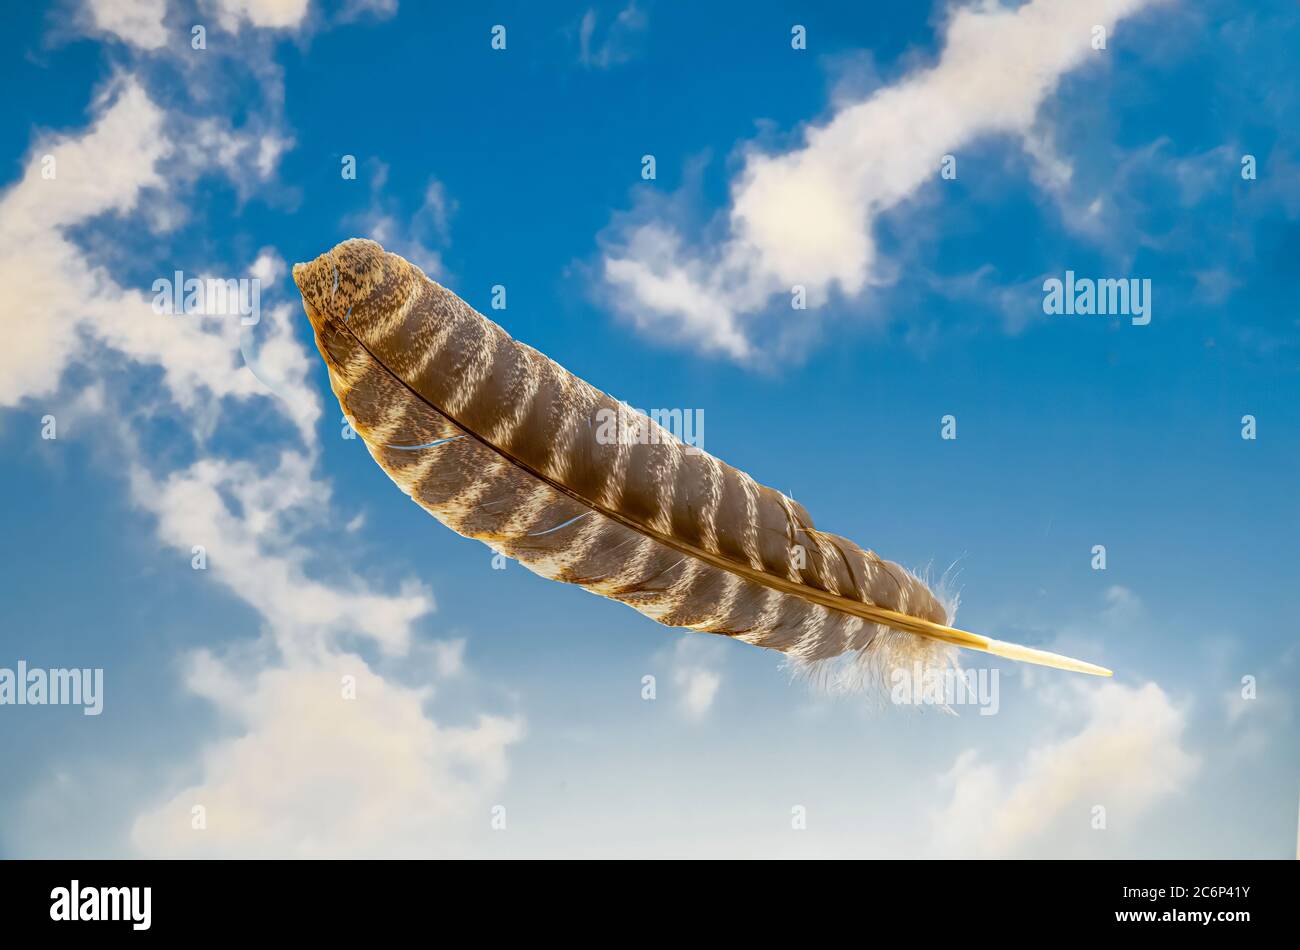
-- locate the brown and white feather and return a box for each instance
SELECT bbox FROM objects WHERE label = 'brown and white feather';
[294,239,1104,689]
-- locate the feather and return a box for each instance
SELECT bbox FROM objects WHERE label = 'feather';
[293,239,1110,684]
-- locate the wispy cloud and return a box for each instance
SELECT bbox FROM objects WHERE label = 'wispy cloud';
[666,636,725,720]
[131,652,521,857]
[577,2,648,69]
[598,0,1157,363]
[0,8,519,857]
[82,0,169,49]
[931,680,1198,857]
[209,0,314,33]
[347,160,456,279]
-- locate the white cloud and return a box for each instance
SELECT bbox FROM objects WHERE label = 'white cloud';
[206,0,398,34]
[84,0,169,49]
[0,79,260,414]
[578,2,648,69]
[0,78,160,407]
[931,680,1198,857]
[431,638,468,678]
[600,0,1157,361]
[420,178,453,243]
[0,79,314,438]
[340,0,397,20]
[1100,584,1143,624]
[131,654,522,857]
[2,74,168,228]
[667,636,725,719]
[115,389,517,857]
[348,161,456,278]
[130,451,433,657]
[80,0,375,49]
[1220,647,1295,761]
[0,34,519,856]
[210,0,313,32]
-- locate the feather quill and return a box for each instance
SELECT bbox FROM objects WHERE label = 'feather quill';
[293,239,1110,684]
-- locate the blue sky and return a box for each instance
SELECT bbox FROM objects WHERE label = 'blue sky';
[0,0,1296,858]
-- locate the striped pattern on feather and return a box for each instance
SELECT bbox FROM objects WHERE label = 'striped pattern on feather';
[293,238,1110,683]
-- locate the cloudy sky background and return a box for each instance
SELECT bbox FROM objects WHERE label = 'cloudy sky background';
[0,0,1296,858]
